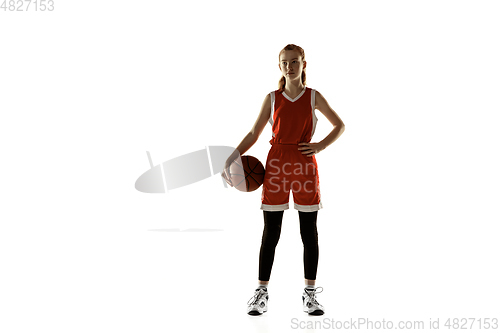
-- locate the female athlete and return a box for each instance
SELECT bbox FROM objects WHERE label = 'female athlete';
[222,44,345,316]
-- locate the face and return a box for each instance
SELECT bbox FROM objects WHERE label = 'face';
[279,50,306,79]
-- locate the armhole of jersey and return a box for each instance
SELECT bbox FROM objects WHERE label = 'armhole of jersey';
[311,89,318,138]
[269,91,275,127]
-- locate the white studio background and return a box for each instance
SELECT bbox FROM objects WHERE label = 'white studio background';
[1,0,499,332]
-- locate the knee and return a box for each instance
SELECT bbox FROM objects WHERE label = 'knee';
[262,228,281,248]
[300,230,318,248]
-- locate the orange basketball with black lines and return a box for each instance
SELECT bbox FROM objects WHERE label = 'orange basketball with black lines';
[229,155,265,192]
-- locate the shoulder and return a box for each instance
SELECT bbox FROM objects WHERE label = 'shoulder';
[306,87,319,106]
[268,89,281,100]
[313,89,327,107]
[307,87,317,96]
[262,92,272,106]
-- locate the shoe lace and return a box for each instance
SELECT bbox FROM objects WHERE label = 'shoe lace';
[247,289,266,306]
[305,286,323,305]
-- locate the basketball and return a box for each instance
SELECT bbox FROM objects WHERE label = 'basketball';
[229,155,265,192]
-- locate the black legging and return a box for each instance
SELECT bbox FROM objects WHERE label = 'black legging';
[258,210,319,281]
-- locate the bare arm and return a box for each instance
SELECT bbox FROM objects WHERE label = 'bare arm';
[298,91,345,157]
[230,93,271,159]
[222,94,271,185]
[315,91,345,149]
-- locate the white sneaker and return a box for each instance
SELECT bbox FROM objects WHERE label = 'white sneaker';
[302,286,325,315]
[247,288,269,315]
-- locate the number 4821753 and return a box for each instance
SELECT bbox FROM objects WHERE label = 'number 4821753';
[1,0,55,11]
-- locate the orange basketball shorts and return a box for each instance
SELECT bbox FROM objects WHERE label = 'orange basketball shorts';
[261,143,323,212]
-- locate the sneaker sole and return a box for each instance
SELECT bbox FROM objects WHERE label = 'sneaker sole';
[307,309,324,316]
[248,309,267,316]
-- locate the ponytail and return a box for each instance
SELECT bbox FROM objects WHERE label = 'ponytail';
[278,76,286,94]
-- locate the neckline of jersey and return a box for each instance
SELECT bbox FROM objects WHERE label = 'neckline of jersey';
[282,87,307,103]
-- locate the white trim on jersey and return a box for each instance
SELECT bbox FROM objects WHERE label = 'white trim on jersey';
[282,86,306,103]
[269,91,276,137]
[311,89,318,139]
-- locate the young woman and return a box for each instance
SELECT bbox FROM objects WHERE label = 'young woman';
[222,44,345,316]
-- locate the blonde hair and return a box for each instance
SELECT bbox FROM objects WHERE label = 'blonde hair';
[277,44,306,93]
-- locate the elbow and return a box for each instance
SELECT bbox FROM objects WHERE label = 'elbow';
[248,130,260,140]
[246,132,259,144]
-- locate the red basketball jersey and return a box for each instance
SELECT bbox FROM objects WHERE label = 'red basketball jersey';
[261,86,323,212]
[268,87,318,145]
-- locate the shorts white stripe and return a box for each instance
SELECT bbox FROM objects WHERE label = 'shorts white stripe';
[294,201,323,212]
[260,202,289,211]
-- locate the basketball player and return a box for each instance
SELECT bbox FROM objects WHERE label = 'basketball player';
[222,44,345,315]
